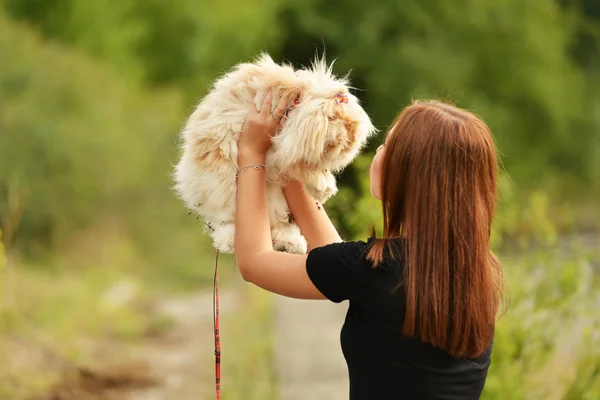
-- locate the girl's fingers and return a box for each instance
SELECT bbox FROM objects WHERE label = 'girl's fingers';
[274,91,295,118]
[249,91,262,115]
[261,89,273,116]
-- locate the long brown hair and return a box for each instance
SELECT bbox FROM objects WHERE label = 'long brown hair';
[367,99,504,358]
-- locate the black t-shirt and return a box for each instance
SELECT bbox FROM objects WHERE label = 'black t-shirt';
[306,237,493,400]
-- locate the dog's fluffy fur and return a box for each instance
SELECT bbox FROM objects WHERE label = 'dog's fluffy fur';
[173,54,376,254]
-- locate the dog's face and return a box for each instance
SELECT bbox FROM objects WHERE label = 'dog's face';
[274,60,377,172]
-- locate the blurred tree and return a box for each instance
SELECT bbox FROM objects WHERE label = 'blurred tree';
[272,0,600,236]
[1,0,146,80]
[557,0,600,189]
[0,13,183,256]
[5,0,596,191]
[278,0,593,183]
[129,0,283,93]
[558,0,600,67]
[1,0,285,97]
[1,0,598,244]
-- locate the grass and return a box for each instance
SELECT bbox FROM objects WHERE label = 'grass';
[483,241,600,400]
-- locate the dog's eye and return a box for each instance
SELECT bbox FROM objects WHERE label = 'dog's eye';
[328,116,336,121]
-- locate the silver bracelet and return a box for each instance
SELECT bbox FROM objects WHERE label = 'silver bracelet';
[236,164,266,177]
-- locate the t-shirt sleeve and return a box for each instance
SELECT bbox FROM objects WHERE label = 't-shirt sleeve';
[306,239,374,303]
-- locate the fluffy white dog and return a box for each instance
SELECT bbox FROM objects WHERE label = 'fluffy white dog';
[173,54,376,254]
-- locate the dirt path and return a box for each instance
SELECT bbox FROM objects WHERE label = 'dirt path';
[274,297,349,400]
[124,290,236,400]
[47,289,236,400]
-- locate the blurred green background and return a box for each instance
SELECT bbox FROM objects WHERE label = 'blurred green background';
[0,0,599,399]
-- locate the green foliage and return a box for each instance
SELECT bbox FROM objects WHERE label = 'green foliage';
[325,154,383,240]
[483,246,600,399]
[492,178,560,249]
[2,0,599,245]
[280,0,599,196]
[0,13,177,254]
[1,0,285,95]
[1,0,146,80]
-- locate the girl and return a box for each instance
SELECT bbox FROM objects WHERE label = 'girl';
[234,89,503,400]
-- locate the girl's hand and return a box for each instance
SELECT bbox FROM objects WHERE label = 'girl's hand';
[238,88,296,158]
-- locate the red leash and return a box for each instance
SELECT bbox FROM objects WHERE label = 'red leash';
[213,249,221,400]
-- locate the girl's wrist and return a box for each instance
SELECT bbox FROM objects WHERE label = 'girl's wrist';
[282,179,307,201]
[238,148,266,164]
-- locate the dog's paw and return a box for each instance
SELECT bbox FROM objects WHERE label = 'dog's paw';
[272,224,307,254]
[322,170,338,202]
[211,223,236,254]
[273,239,307,255]
[304,170,338,204]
